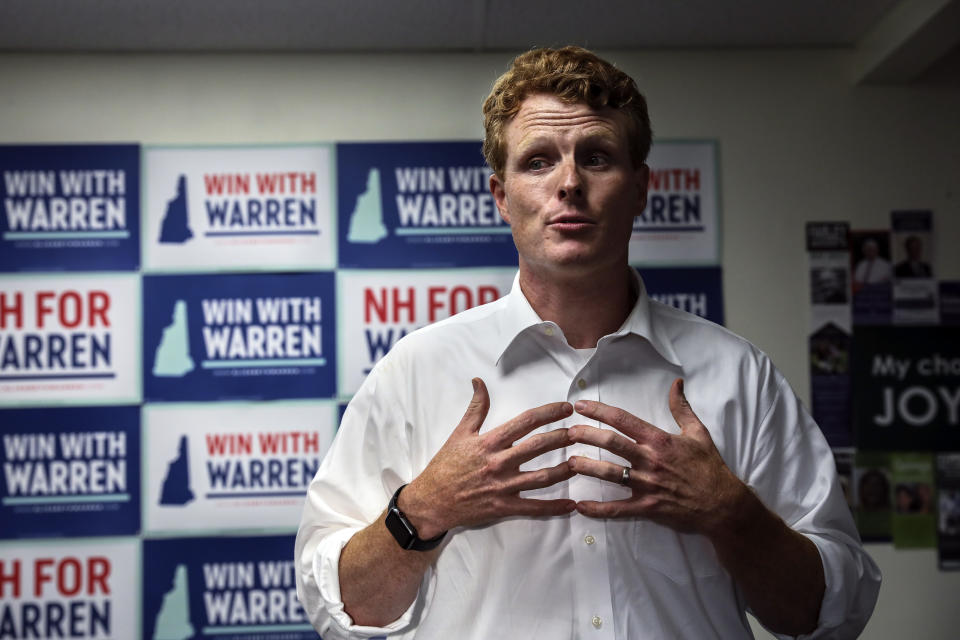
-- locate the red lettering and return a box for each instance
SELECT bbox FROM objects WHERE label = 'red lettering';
[0,559,20,598]
[365,288,387,323]
[450,286,473,315]
[286,172,299,193]
[58,557,82,596]
[301,172,317,194]
[33,557,112,597]
[256,173,278,194]
[89,557,110,595]
[33,558,54,597]
[303,430,320,453]
[206,434,252,456]
[648,168,700,192]
[648,170,663,191]
[59,291,83,328]
[0,291,23,330]
[478,286,499,305]
[427,286,445,322]
[392,288,415,323]
[89,291,110,327]
[204,174,249,196]
[36,292,56,329]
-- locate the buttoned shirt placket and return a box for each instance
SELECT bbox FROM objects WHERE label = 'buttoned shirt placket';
[533,320,617,639]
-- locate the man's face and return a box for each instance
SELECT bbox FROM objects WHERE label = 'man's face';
[490,93,648,279]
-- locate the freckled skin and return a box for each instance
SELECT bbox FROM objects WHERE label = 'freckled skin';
[490,94,648,286]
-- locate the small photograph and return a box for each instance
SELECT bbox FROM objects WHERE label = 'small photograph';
[850,231,892,290]
[893,234,934,279]
[856,467,892,512]
[809,323,850,375]
[895,482,934,514]
[810,267,848,304]
[940,490,960,536]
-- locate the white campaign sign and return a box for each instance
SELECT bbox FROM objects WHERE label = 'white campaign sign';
[143,401,338,534]
[337,269,516,397]
[0,539,138,640]
[142,145,335,271]
[629,141,719,266]
[0,274,140,406]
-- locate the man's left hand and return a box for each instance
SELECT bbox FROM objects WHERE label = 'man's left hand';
[568,377,749,537]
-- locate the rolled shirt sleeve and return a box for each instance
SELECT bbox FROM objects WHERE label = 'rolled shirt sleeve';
[745,371,881,640]
[294,356,434,639]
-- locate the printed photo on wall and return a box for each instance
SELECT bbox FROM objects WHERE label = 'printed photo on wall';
[891,210,938,324]
[849,229,893,325]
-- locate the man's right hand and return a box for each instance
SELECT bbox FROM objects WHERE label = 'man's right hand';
[397,377,576,539]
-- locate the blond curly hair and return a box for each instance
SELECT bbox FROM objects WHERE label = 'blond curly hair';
[482,46,651,178]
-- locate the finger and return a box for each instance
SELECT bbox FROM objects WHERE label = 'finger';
[567,455,633,485]
[668,378,708,440]
[454,377,490,435]
[504,428,571,466]
[490,402,573,447]
[501,496,577,518]
[576,499,640,519]
[567,425,638,460]
[506,460,576,492]
[574,400,661,443]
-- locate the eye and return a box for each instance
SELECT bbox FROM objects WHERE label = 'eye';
[585,153,608,167]
[527,157,547,171]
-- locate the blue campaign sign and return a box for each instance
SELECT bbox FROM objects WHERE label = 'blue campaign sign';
[638,266,725,326]
[337,141,519,268]
[143,535,320,640]
[0,144,140,271]
[0,405,140,538]
[143,273,336,401]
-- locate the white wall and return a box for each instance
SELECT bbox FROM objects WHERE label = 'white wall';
[1,49,958,638]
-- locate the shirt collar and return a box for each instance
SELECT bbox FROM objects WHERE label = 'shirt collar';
[494,270,683,367]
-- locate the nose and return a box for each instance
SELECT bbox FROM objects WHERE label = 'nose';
[557,160,583,201]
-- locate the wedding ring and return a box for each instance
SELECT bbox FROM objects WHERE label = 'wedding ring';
[620,466,631,485]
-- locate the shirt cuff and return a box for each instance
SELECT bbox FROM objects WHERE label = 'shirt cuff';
[783,532,881,640]
[314,527,430,639]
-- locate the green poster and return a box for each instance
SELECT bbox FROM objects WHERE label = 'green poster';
[891,452,936,549]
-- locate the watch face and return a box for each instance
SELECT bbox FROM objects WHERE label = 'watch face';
[386,508,414,549]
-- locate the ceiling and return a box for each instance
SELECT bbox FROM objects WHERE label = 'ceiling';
[1,0,958,84]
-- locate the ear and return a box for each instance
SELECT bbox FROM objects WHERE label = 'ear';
[635,163,650,213]
[490,173,511,225]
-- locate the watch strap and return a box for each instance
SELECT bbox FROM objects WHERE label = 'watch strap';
[385,484,446,551]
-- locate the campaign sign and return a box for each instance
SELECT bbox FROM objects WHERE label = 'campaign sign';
[142,402,337,534]
[337,268,516,395]
[0,144,140,272]
[638,266,724,325]
[143,273,336,401]
[852,326,960,450]
[629,141,719,266]
[0,538,138,639]
[0,406,139,539]
[336,141,519,268]
[142,535,318,640]
[143,145,335,272]
[0,274,140,406]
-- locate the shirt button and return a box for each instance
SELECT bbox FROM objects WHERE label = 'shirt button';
[577,378,587,390]
[584,534,595,545]
[592,616,603,629]
[544,327,555,336]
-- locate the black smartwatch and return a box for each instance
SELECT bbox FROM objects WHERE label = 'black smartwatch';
[385,484,446,551]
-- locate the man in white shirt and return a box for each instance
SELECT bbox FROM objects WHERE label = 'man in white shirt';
[852,238,892,288]
[296,46,880,639]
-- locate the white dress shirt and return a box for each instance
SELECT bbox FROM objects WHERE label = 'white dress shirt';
[295,273,880,639]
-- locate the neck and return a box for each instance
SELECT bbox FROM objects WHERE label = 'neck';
[518,261,637,349]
